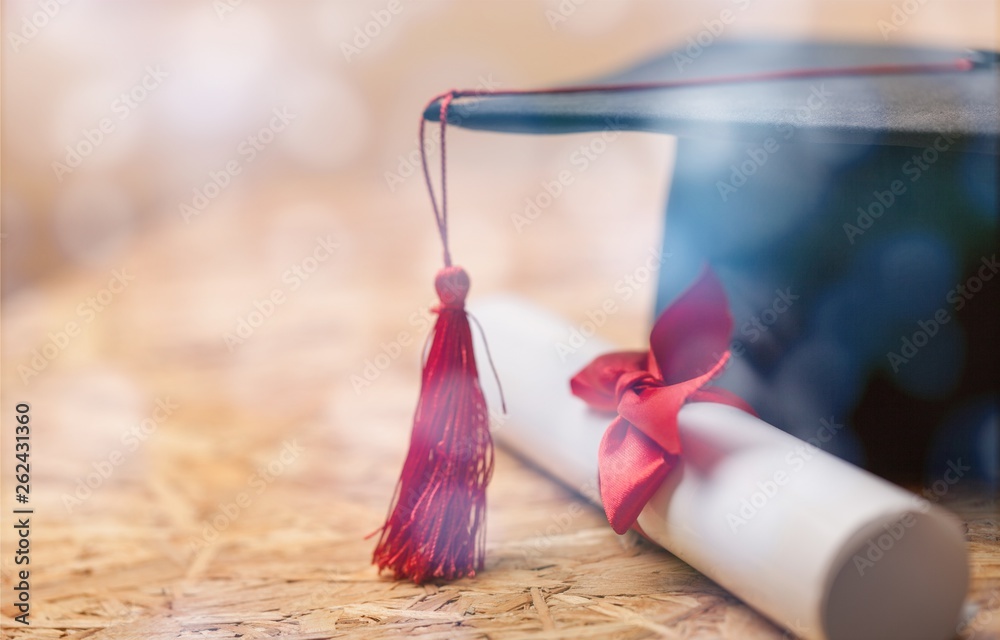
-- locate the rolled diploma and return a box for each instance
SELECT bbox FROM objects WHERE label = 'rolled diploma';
[471,295,968,640]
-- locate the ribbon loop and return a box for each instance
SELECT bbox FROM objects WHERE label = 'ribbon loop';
[570,267,754,534]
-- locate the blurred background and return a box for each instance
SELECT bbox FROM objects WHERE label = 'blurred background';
[1,0,997,573]
[3,0,997,293]
[2,0,998,500]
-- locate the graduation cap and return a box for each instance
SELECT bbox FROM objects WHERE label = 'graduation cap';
[372,39,997,588]
[422,39,999,486]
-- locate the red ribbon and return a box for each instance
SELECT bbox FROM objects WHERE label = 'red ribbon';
[570,267,755,534]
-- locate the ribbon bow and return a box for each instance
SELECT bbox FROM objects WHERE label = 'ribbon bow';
[570,267,754,534]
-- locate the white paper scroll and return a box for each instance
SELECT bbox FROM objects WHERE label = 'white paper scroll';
[471,295,968,640]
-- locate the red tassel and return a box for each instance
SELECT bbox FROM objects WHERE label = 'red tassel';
[372,265,494,583]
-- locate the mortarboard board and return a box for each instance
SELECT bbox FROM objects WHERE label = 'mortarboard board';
[423,39,999,486]
[424,40,998,148]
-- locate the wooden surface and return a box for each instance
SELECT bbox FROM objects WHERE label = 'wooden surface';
[1,207,999,639]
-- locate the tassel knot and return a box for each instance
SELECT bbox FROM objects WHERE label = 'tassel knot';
[435,266,470,308]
